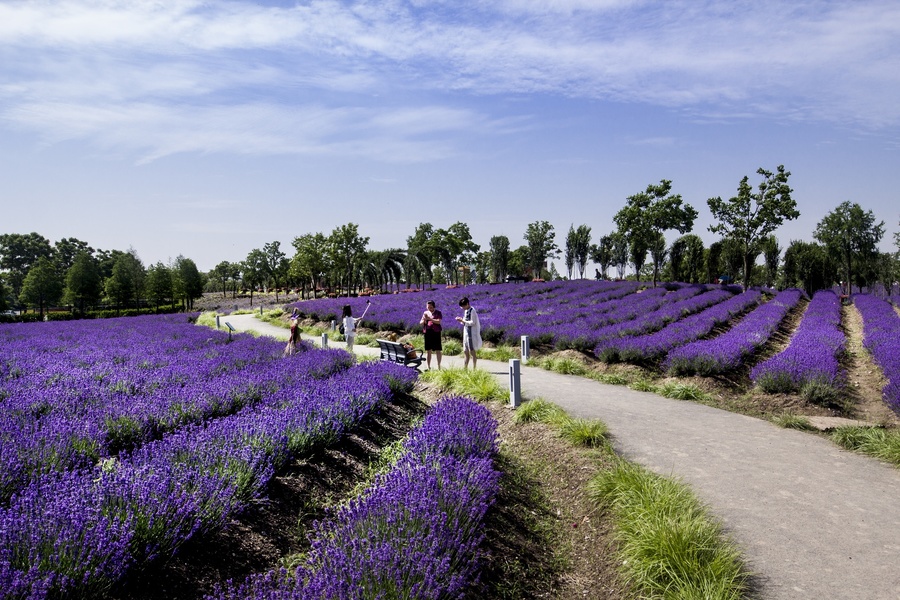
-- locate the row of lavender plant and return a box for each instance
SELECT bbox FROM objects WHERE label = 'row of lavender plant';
[0,316,355,504]
[294,280,750,353]
[290,279,643,344]
[1,344,417,597]
[596,289,763,363]
[750,290,846,397]
[579,286,736,349]
[852,293,900,413]
[209,395,501,600]
[663,289,806,376]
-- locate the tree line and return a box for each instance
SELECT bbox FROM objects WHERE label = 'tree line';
[0,235,204,319]
[2,165,898,317]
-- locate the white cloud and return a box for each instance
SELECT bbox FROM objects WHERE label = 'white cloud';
[1,0,899,161]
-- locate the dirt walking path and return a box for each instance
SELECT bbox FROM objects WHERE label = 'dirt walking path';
[223,314,900,600]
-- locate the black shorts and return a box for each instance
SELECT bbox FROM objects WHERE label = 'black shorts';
[423,330,442,351]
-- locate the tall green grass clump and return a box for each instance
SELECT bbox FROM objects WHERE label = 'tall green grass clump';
[557,418,609,449]
[420,368,506,403]
[587,461,749,600]
[657,382,712,403]
[772,414,815,431]
[196,311,219,329]
[830,426,900,466]
[536,356,588,376]
[477,345,519,362]
[513,398,569,426]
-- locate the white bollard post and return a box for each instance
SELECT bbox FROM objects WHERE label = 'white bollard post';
[331,319,336,332]
[509,359,522,408]
[520,335,530,364]
[215,315,220,329]
[321,333,329,349]
[260,306,263,316]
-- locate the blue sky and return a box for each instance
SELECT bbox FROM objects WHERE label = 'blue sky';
[2,0,898,272]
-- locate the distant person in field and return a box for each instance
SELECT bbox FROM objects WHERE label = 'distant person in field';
[420,300,443,370]
[341,304,361,351]
[456,296,482,369]
[284,308,301,356]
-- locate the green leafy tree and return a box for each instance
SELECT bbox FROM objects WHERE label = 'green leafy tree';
[406,223,435,288]
[328,223,369,296]
[524,221,559,278]
[782,240,833,296]
[610,232,629,280]
[19,256,63,318]
[615,180,698,286]
[172,256,204,310]
[707,165,798,290]
[261,242,289,302]
[668,237,688,282]
[706,241,723,284]
[474,251,491,284]
[210,261,233,298]
[0,277,9,312]
[565,224,592,279]
[589,235,614,280]
[243,249,267,306]
[146,262,174,311]
[813,201,885,293]
[0,232,54,299]
[649,232,668,283]
[508,245,529,279]
[291,233,329,298]
[760,235,782,288]
[489,235,510,283]
[53,238,93,277]
[63,252,102,315]
[679,234,706,284]
[104,250,145,311]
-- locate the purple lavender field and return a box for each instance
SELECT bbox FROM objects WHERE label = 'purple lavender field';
[1,315,464,599]
[853,293,900,413]
[750,290,846,402]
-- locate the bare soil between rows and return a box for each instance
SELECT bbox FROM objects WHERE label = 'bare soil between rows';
[111,383,629,600]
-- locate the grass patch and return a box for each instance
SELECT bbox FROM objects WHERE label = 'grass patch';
[441,338,463,356]
[587,461,750,600]
[513,398,569,427]
[772,414,815,431]
[257,309,285,324]
[478,345,519,362]
[513,399,611,451]
[657,381,712,402]
[591,372,629,386]
[558,417,610,449]
[420,367,507,403]
[536,356,589,376]
[196,311,219,329]
[830,426,900,466]
[628,379,657,393]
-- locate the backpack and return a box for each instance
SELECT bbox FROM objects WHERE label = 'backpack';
[339,323,345,335]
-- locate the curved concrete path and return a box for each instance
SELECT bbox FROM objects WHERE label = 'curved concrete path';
[221,314,900,600]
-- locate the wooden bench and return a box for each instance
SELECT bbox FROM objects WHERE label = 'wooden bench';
[376,339,423,370]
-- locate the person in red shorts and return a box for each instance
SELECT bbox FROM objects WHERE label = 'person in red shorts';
[419,300,443,370]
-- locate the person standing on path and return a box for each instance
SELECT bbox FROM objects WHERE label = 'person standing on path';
[420,300,443,370]
[456,296,482,369]
[341,305,361,351]
[284,308,301,356]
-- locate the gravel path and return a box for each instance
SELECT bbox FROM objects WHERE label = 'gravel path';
[222,314,900,599]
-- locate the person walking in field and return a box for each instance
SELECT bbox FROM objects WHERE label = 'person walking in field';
[284,308,301,356]
[456,296,482,369]
[420,300,443,370]
[341,304,361,351]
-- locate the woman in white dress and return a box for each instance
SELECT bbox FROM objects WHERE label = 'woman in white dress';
[455,297,482,369]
